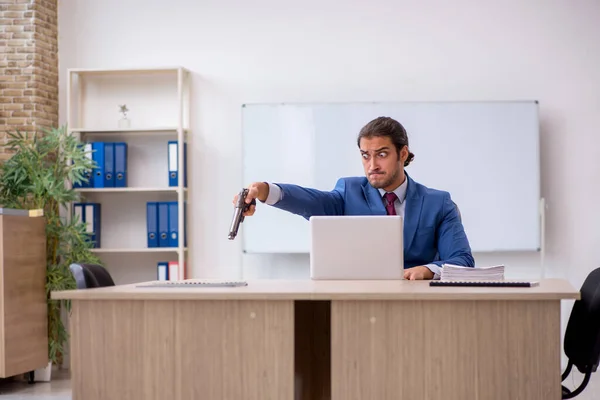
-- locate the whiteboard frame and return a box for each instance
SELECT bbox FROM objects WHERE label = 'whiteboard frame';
[240,100,541,254]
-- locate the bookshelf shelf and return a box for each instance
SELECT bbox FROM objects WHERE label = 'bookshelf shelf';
[75,187,187,194]
[68,66,187,76]
[67,66,191,284]
[69,127,188,137]
[90,248,187,254]
[69,127,180,132]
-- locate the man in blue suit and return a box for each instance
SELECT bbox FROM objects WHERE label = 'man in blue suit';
[236,116,474,280]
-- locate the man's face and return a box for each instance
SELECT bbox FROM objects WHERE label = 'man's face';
[360,136,406,190]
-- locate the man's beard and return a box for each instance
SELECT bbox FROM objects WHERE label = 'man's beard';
[368,168,399,189]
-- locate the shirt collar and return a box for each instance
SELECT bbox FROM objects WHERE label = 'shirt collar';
[378,176,408,204]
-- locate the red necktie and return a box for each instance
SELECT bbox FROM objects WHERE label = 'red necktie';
[384,192,398,215]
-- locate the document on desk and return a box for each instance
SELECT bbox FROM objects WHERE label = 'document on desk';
[136,279,248,288]
[441,263,505,281]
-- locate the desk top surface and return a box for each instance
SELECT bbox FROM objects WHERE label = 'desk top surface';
[51,278,580,301]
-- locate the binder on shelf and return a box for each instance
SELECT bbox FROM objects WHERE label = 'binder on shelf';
[74,142,93,189]
[83,142,93,188]
[150,202,185,249]
[184,201,187,247]
[158,202,169,247]
[168,261,178,281]
[114,142,127,188]
[168,141,177,187]
[72,203,84,223]
[157,262,168,281]
[104,142,115,188]
[147,202,158,248]
[183,142,187,187]
[73,202,101,248]
[168,140,187,187]
[92,142,105,188]
[168,201,178,247]
[168,261,185,281]
[86,203,101,248]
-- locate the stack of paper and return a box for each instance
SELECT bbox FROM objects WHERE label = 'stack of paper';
[441,264,505,281]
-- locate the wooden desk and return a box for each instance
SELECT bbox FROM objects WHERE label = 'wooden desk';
[52,279,579,400]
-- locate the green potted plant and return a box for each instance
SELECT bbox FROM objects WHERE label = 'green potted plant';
[0,126,102,380]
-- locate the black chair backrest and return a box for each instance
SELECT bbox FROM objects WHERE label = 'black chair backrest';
[83,264,115,287]
[69,263,115,289]
[69,263,97,289]
[564,267,600,373]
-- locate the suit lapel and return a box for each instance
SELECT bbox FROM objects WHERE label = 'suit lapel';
[362,181,386,215]
[403,175,424,250]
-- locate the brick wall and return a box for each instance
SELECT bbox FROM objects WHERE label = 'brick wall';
[0,0,58,161]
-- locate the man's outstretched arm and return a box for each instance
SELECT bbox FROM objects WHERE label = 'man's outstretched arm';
[267,179,345,219]
[236,179,345,220]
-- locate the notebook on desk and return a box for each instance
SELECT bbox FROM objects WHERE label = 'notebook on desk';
[136,280,248,288]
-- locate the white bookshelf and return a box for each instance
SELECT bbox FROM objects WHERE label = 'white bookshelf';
[66,66,191,283]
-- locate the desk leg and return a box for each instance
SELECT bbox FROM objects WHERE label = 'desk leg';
[294,300,331,400]
[69,299,294,400]
[331,300,561,400]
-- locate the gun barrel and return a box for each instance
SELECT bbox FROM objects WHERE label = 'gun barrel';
[228,188,255,240]
[228,188,249,240]
[228,207,244,240]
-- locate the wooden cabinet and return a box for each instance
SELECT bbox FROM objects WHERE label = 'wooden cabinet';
[0,213,47,378]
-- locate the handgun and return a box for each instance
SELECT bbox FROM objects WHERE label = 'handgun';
[228,188,256,240]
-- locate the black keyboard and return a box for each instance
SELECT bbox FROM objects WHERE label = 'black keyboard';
[429,281,538,287]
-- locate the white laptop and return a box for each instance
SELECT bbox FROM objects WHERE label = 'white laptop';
[309,215,404,280]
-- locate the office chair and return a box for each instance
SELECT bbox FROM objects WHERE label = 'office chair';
[561,267,600,399]
[69,263,115,288]
[83,263,115,287]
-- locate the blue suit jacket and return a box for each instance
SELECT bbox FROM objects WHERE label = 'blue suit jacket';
[272,174,474,269]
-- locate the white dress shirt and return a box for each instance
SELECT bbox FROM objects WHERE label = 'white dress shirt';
[264,181,441,279]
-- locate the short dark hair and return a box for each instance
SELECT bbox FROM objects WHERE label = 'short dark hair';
[357,116,415,167]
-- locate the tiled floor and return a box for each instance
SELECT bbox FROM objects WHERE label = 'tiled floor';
[0,368,70,400]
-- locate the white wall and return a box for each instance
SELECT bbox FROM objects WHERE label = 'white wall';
[58,0,600,396]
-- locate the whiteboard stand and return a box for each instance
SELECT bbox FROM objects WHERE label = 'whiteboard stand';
[539,197,547,279]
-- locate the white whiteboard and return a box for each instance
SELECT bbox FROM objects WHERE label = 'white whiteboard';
[241,101,540,253]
